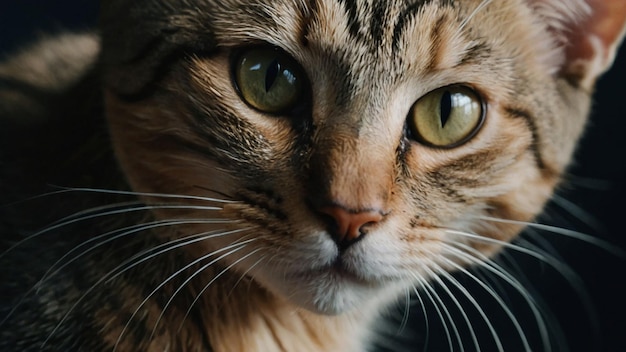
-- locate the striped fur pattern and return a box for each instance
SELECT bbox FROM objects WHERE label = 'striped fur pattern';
[1,0,625,351]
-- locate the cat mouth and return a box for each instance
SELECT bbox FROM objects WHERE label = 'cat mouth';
[289,256,381,287]
[329,257,367,282]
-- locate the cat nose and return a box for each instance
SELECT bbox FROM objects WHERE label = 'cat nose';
[318,205,384,250]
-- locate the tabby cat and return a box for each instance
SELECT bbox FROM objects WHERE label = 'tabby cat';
[1,0,625,351]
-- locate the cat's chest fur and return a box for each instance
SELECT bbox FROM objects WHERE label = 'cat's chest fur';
[1,0,626,351]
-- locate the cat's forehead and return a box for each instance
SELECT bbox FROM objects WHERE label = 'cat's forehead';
[209,0,495,84]
[211,0,468,56]
[102,0,556,99]
[211,1,461,37]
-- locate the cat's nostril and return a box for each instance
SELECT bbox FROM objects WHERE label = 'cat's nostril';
[318,205,384,249]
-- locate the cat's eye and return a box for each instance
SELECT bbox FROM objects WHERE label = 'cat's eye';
[233,47,305,114]
[409,85,484,148]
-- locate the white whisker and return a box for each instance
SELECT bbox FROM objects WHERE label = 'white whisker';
[422,264,480,352]
[497,244,571,351]
[0,204,228,261]
[445,229,582,278]
[436,246,528,351]
[175,247,264,335]
[397,287,412,336]
[38,218,235,286]
[150,242,262,341]
[442,241,550,351]
[411,272,460,352]
[40,228,252,349]
[476,216,625,257]
[54,186,236,204]
[410,280,431,352]
[3,219,212,328]
[519,229,565,264]
[457,0,494,33]
[48,201,144,224]
[225,253,267,300]
[550,194,605,233]
[560,174,613,191]
[113,239,255,352]
[1,188,82,207]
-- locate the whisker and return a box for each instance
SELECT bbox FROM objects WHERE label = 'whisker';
[519,228,565,264]
[223,253,267,302]
[445,229,588,281]
[2,219,216,328]
[38,218,235,286]
[397,287,412,336]
[436,246,530,351]
[1,188,76,207]
[468,254,514,305]
[193,184,235,200]
[549,194,605,233]
[174,247,264,336]
[516,234,601,348]
[497,242,571,351]
[442,241,551,351]
[422,264,480,352]
[457,0,494,33]
[47,201,144,224]
[560,174,613,191]
[411,272,460,352]
[410,280,431,352]
[149,240,261,341]
[457,231,599,348]
[40,228,253,349]
[476,216,626,257]
[112,239,255,352]
[49,186,237,204]
[0,203,228,260]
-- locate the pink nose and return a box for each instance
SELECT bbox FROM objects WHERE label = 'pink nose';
[319,205,384,248]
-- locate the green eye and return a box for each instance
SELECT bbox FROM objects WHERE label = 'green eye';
[409,85,484,148]
[234,47,305,114]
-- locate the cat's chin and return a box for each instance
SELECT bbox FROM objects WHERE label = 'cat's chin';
[261,261,404,316]
[285,276,379,315]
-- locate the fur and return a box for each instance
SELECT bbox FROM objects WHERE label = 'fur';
[1,0,625,351]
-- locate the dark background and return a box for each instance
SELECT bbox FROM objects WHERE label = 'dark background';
[1,2,624,351]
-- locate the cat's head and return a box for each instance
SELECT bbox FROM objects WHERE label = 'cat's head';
[99,0,626,314]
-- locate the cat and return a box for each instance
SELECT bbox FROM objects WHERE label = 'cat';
[1,0,626,351]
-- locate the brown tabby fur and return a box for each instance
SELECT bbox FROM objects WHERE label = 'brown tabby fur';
[1,0,625,351]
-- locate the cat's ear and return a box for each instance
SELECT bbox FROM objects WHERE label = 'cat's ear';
[530,0,626,89]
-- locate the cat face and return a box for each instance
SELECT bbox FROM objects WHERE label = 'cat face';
[101,0,625,314]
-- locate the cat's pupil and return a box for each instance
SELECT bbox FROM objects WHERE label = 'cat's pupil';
[440,90,452,128]
[265,59,280,92]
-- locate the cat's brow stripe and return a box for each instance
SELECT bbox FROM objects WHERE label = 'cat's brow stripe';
[392,0,435,52]
[299,0,318,46]
[339,0,439,52]
[426,14,448,71]
[369,0,390,47]
[503,106,552,174]
[338,0,367,42]
[456,41,492,67]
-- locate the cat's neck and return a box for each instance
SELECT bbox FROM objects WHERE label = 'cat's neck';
[196,280,379,352]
